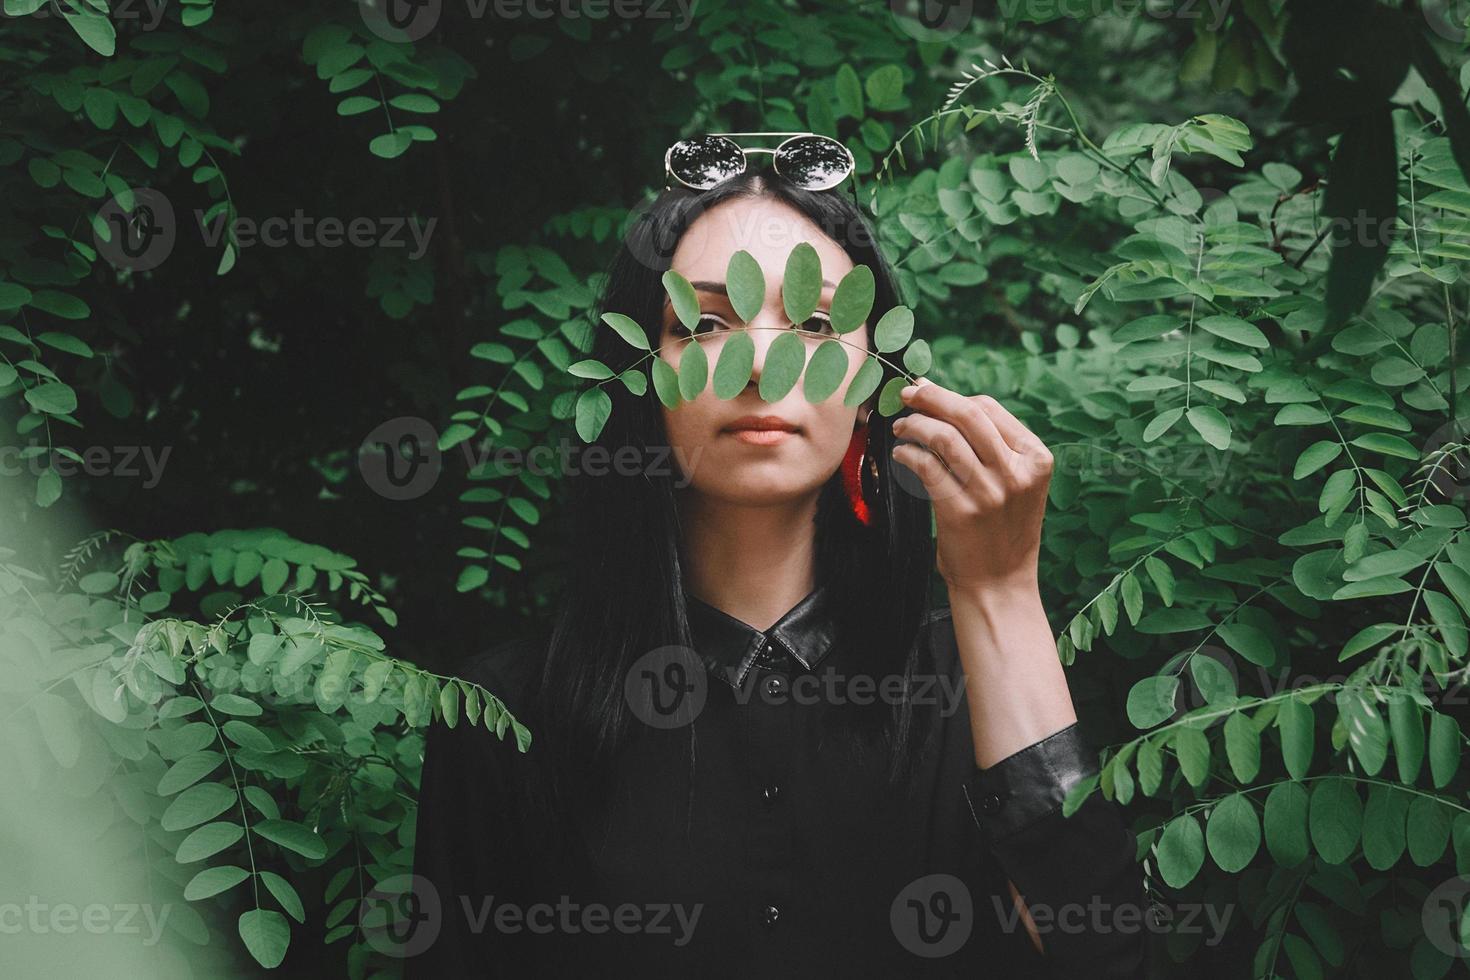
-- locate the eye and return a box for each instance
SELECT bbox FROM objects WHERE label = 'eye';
[796,311,834,334]
[691,313,732,336]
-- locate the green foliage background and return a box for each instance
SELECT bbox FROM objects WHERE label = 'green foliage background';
[1,0,1468,976]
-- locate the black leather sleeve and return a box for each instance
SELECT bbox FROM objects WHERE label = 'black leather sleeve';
[962,722,1151,978]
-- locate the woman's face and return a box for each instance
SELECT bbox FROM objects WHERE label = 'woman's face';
[658,195,873,505]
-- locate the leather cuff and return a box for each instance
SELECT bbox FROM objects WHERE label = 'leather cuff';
[963,722,1100,842]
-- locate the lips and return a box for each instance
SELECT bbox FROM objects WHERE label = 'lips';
[723,415,800,433]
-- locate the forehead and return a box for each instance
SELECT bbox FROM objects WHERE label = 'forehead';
[670,196,855,285]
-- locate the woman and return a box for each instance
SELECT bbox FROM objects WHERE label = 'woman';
[408,135,1152,978]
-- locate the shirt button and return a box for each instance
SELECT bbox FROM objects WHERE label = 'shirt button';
[763,675,786,698]
[979,792,1003,815]
[760,904,780,929]
[763,783,781,805]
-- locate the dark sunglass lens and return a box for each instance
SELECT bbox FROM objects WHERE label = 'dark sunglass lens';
[668,136,745,189]
[775,136,852,190]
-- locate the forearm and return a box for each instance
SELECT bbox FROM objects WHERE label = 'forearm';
[948,580,1077,768]
[950,582,1151,977]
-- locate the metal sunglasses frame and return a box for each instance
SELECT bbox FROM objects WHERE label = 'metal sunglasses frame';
[663,131,857,192]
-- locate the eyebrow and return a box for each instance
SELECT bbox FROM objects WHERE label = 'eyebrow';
[667,276,840,314]
[687,279,837,291]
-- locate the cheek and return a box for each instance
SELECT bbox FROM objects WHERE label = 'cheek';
[659,399,710,450]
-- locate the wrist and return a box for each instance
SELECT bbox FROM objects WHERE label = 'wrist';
[945,576,1042,611]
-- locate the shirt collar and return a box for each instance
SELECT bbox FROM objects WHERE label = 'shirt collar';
[683,583,839,689]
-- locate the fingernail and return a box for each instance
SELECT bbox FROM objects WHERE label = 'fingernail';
[900,384,918,399]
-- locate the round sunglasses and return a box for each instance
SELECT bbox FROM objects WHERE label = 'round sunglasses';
[664,132,855,192]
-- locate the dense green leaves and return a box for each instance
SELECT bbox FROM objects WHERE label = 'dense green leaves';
[7,6,1470,977]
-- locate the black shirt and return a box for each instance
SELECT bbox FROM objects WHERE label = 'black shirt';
[406,583,1151,978]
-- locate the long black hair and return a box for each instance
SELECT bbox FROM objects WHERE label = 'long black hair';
[529,171,941,820]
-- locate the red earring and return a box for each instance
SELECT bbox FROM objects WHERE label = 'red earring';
[841,423,872,526]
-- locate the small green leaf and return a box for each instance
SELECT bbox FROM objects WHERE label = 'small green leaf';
[1430,711,1462,788]
[601,312,650,350]
[1309,778,1362,864]
[842,357,883,408]
[782,242,823,325]
[712,332,755,399]
[1186,405,1232,450]
[877,375,907,416]
[260,871,305,924]
[726,250,765,324]
[1206,793,1260,872]
[1157,813,1205,888]
[161,782,237,832]
[902,339,932,375]
[369,132,413,159]
[651,357,682,409]
[568,359,614,379]
[184,865,249,901]
[802,340,849,403]
[829,265,875,334]
[678,338,708,400]
[574,387,612,443]
[253,819,327,859]
[1263,781,1310,867]
[238,909,290,969]
[873,306,914,353]
[176,822,244,864]
[1277,696,1315,780]
[663,269,701,332]
[1126,675,1179,729]
[25,381,78,416]
[757,332,805,402]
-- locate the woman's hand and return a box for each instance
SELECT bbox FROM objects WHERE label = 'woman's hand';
[889,378,1055,596]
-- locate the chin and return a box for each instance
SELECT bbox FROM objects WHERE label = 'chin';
[694,473,825,504]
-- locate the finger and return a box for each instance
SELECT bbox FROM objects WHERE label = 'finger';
[974,394,1050,458]
[890,411,999,500]
[900,379,1016,467]
[890,442,968,509]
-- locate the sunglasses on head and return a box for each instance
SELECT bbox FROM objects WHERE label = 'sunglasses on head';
[664,132,856,192]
